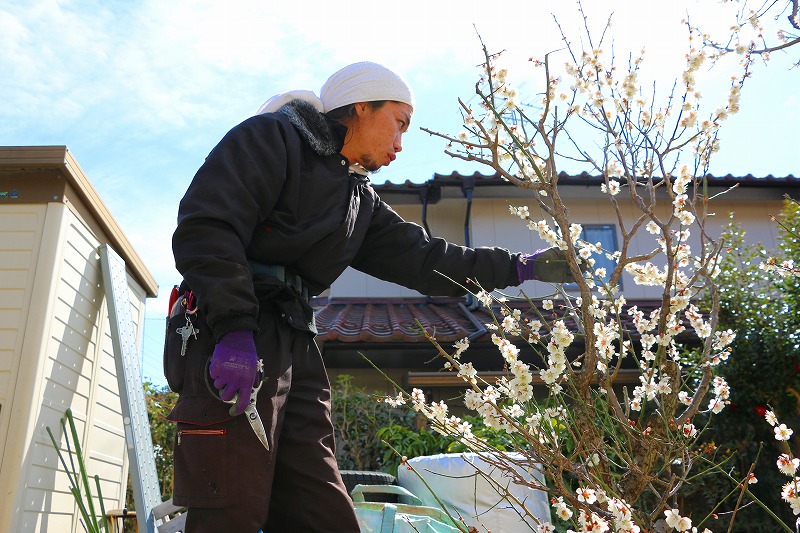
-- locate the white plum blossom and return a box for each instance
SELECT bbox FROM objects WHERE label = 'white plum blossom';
[502,314,519,335]
[458,362,478,385]
[673,166,692,194]
[606,159,624,177]
[534,220,563,247]
[570,224,584,244]
[712,376,730,401]
[781,478,800,515]
[677,210,695,226]
[464,389,483,410]
[760,257,800,278]
[541,366,562,385]
[625,262,667,286]
[551,320,574,347]
[713,329,736,349]
[510,205,530,220]
[673,194,688,214]
[578,509,610,532]
[504,360,534,402]
[476,290,493,307]
[601,180,621,195]
[576,487,598,504]
[656,376,672,396]
[645,221,660,234]
[594,321,620,360]
[430,400,448,421]
[493,335,521,363]
[778,454,800,476]
[580,243,598,260]
[411,388,426,408]
[552,496,573,520]
[504,403,525,419]
[419,32,774,533]
[708,398,726,414]
[766,410,779,427]
[664,508,692,531]
[629,306,658,335]
[775,424,794,441]
[383,393,406,407]
[685,305,711,338]
[630,397,642,412]
[452,418,474,440]
[606,497,640,533]
[482,385,500,404]
[453,337,470,359]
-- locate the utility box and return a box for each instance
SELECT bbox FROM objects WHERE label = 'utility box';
[0,146,158,532]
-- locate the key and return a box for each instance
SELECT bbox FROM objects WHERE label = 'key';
[177,318,199,356]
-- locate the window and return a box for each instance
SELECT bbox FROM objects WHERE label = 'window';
[576,224,620,288]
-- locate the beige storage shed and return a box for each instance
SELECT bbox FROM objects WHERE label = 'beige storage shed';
[0,146,158,532]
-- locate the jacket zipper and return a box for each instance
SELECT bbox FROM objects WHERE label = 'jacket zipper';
[177,428,226,445]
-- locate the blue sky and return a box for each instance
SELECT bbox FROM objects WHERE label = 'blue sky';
[2,0,797,386]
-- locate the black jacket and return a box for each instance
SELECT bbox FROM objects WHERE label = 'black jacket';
[173,100,520,340]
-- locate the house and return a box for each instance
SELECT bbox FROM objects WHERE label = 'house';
[0,147,157,533]
[314,170,799,401]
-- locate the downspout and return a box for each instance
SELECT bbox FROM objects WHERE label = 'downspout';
[420,185,432,237]
[461,175,476,309]
[420,183,440,304]
[463,187,473,248]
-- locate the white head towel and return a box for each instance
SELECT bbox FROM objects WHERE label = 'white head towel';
[257,61,414,115]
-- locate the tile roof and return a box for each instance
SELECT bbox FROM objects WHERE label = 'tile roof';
[373,171,800,191]
[314,297,675,345]
[315,298,478,344]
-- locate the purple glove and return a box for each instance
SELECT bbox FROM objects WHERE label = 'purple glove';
[517,247,574,283]
[209,330,259,415]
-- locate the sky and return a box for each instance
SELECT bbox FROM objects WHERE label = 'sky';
[1,0,797,386]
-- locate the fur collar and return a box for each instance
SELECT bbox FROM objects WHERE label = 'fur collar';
[279,99,342,156]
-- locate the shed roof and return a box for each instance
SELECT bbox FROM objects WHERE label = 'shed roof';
[0,146,157,297]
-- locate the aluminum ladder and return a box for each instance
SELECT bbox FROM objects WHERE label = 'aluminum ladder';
[100,244,185,533]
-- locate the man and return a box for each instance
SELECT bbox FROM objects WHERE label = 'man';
[166,61,573,532]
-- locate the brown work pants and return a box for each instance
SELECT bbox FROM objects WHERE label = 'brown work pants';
[170,298,359,532]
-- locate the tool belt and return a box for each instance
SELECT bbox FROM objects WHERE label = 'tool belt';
[163,263,313,394]
[163,285,211,393]
[248,260,309,301]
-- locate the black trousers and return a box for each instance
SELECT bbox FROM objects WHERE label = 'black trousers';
[170,302,359,532]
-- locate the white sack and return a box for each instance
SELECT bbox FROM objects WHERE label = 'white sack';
[397,452,551,532]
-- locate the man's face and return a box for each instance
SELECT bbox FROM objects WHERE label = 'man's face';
[341,101,413,171]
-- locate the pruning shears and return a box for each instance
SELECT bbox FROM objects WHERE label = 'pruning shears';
[205,359,270,451]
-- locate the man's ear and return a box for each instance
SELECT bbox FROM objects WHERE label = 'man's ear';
[353,102,371,118]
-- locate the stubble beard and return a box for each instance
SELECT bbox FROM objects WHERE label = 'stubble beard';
[360,154,381,172]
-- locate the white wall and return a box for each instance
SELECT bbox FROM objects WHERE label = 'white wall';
[0,205,48,479]
[0,202,140,533]
[330,191,783,299]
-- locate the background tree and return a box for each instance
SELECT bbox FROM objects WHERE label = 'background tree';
[377,2,799,531]
[329,374,417,472]
[125,381,177,519]
[691,0,800,67]
[675,203,800,530]
[143,381,179,496]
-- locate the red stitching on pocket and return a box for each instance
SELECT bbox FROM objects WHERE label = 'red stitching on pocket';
[177,428,226,445]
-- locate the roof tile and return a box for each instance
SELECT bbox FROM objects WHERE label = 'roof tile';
[314,297,674,344]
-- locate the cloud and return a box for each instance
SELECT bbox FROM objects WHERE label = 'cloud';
[0,1,121,130]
